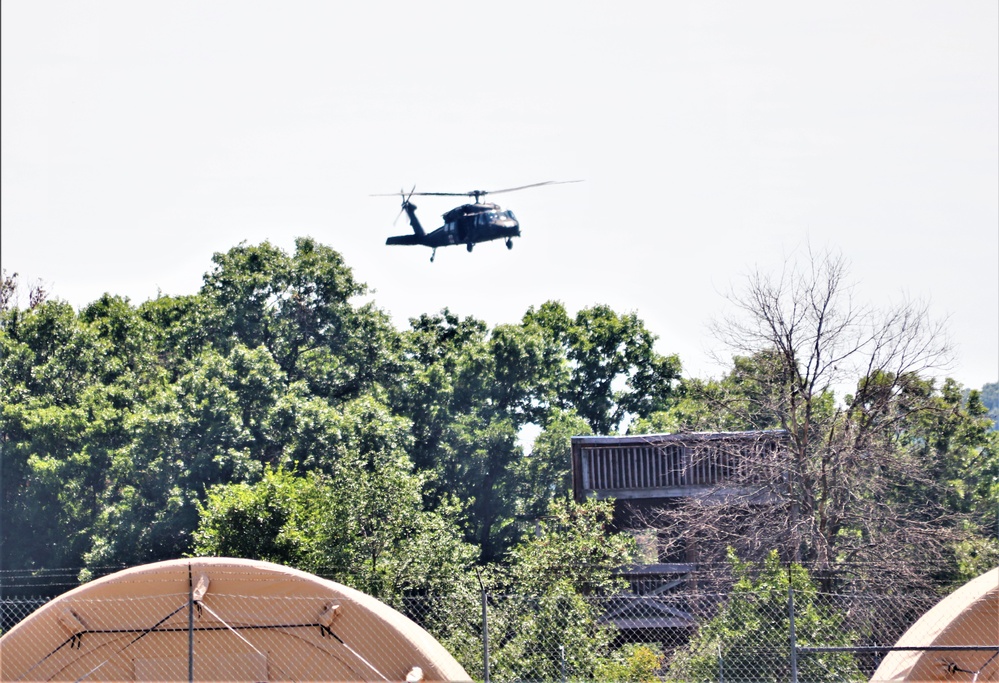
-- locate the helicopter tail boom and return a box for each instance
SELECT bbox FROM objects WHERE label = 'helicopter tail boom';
[386,234,425,246]
[402,202,425,237]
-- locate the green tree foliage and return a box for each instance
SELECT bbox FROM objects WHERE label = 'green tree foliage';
[631,351,794,435]
[432,498,636,682]
[193,463,477,602]
[505,497,635,596]
[524,302,682,434]
[899,380,999,580]
[9,237,992,624]
[2,299,149,569]
[0,240,416,573]
[389,310,490,473]
[386,302,671,560]
[513,409,593,521]
[905,381,999,522]
[981,381,998,430]
[489,499,634,681]
[448,413,523,559]
[595,644,666,683]
[669,550,862,683]
[136,294,214,374]
[387,310,526,559]
[191,467,327,567]
[200,238,401,399]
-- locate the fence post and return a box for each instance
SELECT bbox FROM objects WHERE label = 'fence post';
[788,568,798,683]
[718,642,724,683]
[475,567,490,683]
[187,563,194,683]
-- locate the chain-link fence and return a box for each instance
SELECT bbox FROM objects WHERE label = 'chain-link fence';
[397,587,997,682]
[3,577,997,681]
[1,596,50,635]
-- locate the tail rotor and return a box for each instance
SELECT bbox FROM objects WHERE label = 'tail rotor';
[393,185,417,226]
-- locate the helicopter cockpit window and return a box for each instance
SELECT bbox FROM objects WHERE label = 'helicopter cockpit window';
[477,211,505,223]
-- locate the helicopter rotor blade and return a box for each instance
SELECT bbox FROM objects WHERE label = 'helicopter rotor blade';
[370,187,418,198]
[402,191,475,197]
[392,188,405,226]
[480,180,584,196]
[374,180,583,204]
[404,180,584,199]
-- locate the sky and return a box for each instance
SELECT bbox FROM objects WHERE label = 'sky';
[2,1,997,389]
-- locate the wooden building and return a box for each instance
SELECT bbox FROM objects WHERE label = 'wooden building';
[571,430,788,506]
[570,430,790,641]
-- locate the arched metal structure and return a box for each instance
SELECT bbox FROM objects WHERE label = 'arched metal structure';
[871,567,998,682]
[0,557,471,682]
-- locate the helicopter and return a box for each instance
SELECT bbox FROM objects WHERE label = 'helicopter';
[377,181,581,262]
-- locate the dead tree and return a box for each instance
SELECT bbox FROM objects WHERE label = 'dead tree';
[654,249,957,589]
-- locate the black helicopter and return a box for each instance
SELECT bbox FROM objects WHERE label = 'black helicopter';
[378,181,581,262]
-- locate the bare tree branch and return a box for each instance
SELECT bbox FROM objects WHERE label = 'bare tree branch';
[660,249,961,587]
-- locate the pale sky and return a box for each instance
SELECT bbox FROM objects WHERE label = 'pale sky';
[2,1,997,389]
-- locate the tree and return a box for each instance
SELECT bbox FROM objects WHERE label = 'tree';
[1,270,17,313]
[594,644,666,683]
[906,381,998,522]
[506,497,635,596]
[513,408,593,522]
[387,310,518,558]
[200,238,401,401]
[389,310,575,559]
[524,301,681,434]
[193,458,478,602]
[191,467,329,568]
[981,381,999,430]
[387,302,682,559]
[904,380,999,580]
[446,413,523,560]
[655,250,961,587]
[388,310,490,474]
[668,550,862,683]
[80,344,280,570]
[0,241,416,574]
[484,499,636,682]
[1,300,128,570]
[0,270,48,314]
[137,294,215,376]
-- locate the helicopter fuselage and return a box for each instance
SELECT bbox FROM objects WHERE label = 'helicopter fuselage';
[386,201,520,253]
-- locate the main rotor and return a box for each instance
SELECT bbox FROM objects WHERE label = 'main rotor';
[373,180,582,204]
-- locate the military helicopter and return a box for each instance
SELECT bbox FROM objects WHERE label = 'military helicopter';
[377,181,581,262]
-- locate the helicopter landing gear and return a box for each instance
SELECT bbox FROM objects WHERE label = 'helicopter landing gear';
[466,243,474,253]
[506,238,514,250]
[430,248,436,263]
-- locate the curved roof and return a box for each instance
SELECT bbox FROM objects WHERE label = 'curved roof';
[870,567,999,682]
[0,557,471,682]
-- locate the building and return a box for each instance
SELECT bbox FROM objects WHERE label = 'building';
[570,430,790,641]
[571,429,789,520]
